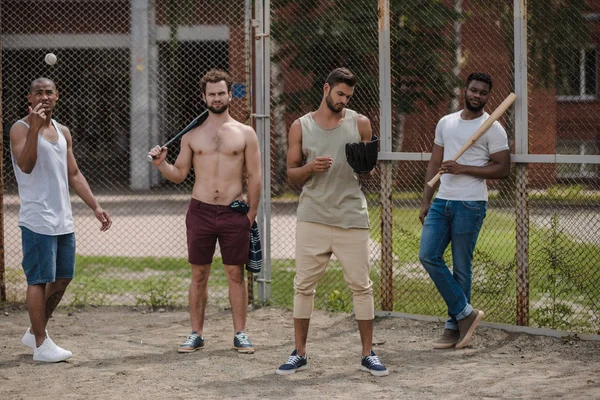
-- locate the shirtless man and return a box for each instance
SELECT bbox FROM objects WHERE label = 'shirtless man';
[148,69,261,354]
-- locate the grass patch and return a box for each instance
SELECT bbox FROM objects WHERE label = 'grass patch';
[67,256,230,306]
[366,206,600,331]
[4,202,596,333]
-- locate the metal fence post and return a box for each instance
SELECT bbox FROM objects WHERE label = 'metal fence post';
[514,0,530,326]
[378,0,393,311]
[254,0,271,304]
[130,0,152,190]
[0,15,5,302]
[262,0,272,304]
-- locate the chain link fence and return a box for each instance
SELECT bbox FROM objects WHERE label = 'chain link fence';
[1,0,253,307]
[267,0,600,334]
[1,0,599,335]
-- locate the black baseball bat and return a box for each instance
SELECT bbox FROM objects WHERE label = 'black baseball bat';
[147,110,209,161]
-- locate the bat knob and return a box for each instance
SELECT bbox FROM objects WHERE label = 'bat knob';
[147,154,155,162]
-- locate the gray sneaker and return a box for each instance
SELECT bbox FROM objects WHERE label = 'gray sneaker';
[432,328,459,349]
[233,331,255,354]
[456,309,484,349]
[178,332,205,353]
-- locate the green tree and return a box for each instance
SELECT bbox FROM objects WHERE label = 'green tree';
[478,0,591,89]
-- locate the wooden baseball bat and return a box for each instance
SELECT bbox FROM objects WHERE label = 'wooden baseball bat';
[427,92,516,188]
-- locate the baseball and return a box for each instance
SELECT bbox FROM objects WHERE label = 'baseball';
[45,53,57,65]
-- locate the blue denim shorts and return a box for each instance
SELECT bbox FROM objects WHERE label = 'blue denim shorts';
[20,226,76,285]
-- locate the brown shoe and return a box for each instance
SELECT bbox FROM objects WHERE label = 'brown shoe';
[432,328,460,349]
[456,309,484,349]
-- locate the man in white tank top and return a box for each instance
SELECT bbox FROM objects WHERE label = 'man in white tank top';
[276,68,388,377]
[10,78,112,362]
[419,73,510,350]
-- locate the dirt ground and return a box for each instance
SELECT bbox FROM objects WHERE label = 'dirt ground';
[1,306,600,400]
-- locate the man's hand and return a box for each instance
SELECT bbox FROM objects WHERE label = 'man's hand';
[419,203,430,225]
[28,104,47,129]
[94,207,112,232]
[359,169,376,179]
[439,160,465,175]
[148,145,168,166]
[247,212,257,226]
[311,156,333,173]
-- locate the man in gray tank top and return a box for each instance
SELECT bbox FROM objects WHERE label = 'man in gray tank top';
[276,68,388,377]
[10,78,112,362]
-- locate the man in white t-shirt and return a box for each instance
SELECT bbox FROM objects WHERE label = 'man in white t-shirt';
[419,72,510,349]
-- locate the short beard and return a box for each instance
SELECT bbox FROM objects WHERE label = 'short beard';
[325,93,344,113]
[207,103,228,114]
[464,94,485,113]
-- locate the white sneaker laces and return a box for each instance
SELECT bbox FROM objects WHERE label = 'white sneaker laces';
[183,334,200,346]
[286,354,304,366]
[236,333,251,346]
[365,354,382,366]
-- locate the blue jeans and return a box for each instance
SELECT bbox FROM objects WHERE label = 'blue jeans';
[419,198,487,330]
[20,226,76,285]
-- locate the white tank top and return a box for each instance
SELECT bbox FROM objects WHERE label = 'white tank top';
[11,119,75,235]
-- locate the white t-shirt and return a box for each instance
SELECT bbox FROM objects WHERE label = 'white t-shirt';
[434,110,509,201]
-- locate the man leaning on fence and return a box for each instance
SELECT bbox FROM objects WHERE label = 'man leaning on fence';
[148,69,262,354]
[276,67,388,377]
[419,72,510,349]
[10,77,112,362]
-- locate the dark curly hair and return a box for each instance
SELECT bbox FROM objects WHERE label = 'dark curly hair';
[466,72,493,91]
[200,69,233,94]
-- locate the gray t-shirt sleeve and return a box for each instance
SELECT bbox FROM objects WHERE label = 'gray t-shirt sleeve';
[486,121,510,155]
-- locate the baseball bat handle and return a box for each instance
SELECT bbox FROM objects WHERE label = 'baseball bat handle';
[427,92,516,188]
[427,170,444,188]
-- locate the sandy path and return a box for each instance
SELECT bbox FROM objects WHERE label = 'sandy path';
[1,305,599,400]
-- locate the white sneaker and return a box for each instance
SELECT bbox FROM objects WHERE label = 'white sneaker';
[33,337,72,362]
[21,328,50,350]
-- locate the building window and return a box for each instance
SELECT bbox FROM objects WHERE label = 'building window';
[556,47,597,100]
[556,140,599,178]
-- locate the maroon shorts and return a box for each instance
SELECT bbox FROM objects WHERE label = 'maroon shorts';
[186,199,250,266]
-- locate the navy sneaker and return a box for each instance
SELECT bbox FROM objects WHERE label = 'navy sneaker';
[276,349,308,375]
[233,331,255,354]
[178,332,205,353]
[360,350,389,377]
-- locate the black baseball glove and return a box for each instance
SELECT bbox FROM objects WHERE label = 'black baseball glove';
[345,136,379,174]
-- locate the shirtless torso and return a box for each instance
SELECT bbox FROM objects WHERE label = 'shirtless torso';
[149,112,261,219]
[185,118,250,204]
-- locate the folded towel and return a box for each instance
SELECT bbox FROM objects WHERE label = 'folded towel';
[229,200,262,273]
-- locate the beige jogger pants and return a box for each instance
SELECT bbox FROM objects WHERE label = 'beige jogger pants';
[293,221,374,320]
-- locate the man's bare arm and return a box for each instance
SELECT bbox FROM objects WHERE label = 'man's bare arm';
[286,120,313,186]
[10,104,47,174]
[244,126,262,223]
[357,114,373,142]
[357,114,376,178]
[151,134,194,184]
[64,125,112,231]
[440,150,510,180]
[286,120,333,186]
[420,144,444,224]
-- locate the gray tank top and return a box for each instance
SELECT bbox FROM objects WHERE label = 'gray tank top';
[11,119,74,235]
[296,109,369,229]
